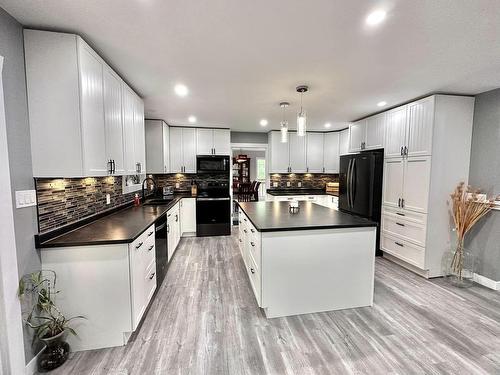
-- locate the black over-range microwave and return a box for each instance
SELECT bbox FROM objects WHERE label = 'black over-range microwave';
[196,155,230,174]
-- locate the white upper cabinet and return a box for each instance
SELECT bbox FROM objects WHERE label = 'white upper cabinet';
[103,68,125,175]
[269,131,289,173]
[339,128,350,155]
[385,105,408,158]
[406,97,435,157]
[170,128,196,173]
[348,120,366,153]
[306,133,324,173]
[196,129,213,155]
[122,85,137,174]
[213,129,231,155]
[145,120,169,174]
[324,132,340,173]
[196,128,230,155]
[365,112,386,150]
[289,133,307,173]
[133,96,146,173]
[24,30,144,177]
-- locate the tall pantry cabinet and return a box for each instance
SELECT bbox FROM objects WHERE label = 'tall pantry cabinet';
[24,30,146,177]
[380,95,475,278]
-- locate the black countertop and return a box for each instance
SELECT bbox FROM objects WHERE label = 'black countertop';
[238,201,376,232]
[38,194,194,248]
[266,189,339,197]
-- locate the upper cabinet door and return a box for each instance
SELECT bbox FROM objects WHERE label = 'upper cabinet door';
[196,128,213,155]
[145,120,164,174]
[133,95,146,173]
[122,85,137,174]
[365,113,386,150]
[269,131,289,173]
[382,158,405,209]
[162,122,170,173]
[289,133,307,173]
[406,97,434,157]
[402,156,431,213]
[169,128,183,173]
[385,106,408,158]
[339,128,350,155]
[306,133,324,173]
[348,120,366,153]
[78,43,107,176]
[213,129,231,155]
[324,132,340,173]
[103,68,124,175]
[182,128,197,173]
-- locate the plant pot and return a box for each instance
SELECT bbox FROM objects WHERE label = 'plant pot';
[443,245,477,288]
[37,330,70,372]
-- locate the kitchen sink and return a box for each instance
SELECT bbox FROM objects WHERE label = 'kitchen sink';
[143,198,175,206]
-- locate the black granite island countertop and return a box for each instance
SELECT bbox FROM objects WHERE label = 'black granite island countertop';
[37,194,193,248]
[237,201,376,232]
[266,188,339,197]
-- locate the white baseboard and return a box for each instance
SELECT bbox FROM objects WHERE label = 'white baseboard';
[473,273,500,290]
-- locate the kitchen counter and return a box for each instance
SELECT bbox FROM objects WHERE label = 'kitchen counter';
[266,188,339,197]
[37,194,194,248]
[237,201,375,232]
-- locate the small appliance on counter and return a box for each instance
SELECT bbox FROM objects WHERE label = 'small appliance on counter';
[163,186,174,196]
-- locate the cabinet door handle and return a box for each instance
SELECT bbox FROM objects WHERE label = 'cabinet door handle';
[404,146,408,156]
[396,222,405,227]
[400,147,404,156]
[149,272,156,280]
[239,239,242,243]
[395,242,404,247]
[250,242,255,247]
[167,224,170,233]
[148,231,154,237]
[175,214,178,222]
[148,244,154,251]
[243,218,247,222]
[250,228,255,233]
[135,241,143,249]
[401,198,405,208]
[250,268,255,274]
[398,198,401,207]
[243,229,247,233]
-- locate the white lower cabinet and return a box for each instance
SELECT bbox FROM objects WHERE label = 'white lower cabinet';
[167,202,181,262]
[180,198,196,235]
[265,194,338,210]
[40,224,157,352]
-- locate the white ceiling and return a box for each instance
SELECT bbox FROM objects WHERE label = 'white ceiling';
[2,0,500,131]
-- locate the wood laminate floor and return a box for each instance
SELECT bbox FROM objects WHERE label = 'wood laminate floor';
[46,232,500,375]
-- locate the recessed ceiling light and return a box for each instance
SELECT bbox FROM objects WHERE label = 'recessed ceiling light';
[188,116,197,123]
[260,119,268,127]
[324,123,332,128]
[366,10,386,26]
[377,101,387,107]
[174,84,188,97]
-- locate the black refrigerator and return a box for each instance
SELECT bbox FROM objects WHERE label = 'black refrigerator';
[339,149,384,255]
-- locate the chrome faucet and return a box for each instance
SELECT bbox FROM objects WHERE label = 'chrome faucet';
[142,177,157,202]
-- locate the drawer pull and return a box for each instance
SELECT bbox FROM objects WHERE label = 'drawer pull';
[243,229,247,233]
[135,242,143,249]
[243,218,247,222]
[149,272,156,280]
[287,197,293,200]
[148,245,154,251]
[239,239,242,243]
[250,229,255,233]
[250,242,255,247]
[250,268,255,274]
[396,222,405,227]
[395,242,404,247]
[396,213,405,216]
[148,231,154,237]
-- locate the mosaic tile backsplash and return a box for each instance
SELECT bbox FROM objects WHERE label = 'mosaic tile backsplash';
[35,173,229,233]
[269,173,339,189]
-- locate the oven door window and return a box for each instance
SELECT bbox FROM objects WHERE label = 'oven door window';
[196,200,231,224]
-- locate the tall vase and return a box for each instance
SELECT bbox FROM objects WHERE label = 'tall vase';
[37,330,70,372]
[444,239,477,288]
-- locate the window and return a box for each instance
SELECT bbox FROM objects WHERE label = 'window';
[256,158,266,180]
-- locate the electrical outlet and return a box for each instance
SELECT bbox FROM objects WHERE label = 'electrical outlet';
[15,190,37,208]
[106,194,111,205]
[273,182,278,187]
[175,182,180,189]
[286,181,291,187]
[297,181,302,187]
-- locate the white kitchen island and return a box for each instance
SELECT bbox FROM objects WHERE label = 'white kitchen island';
[238,201,377,318]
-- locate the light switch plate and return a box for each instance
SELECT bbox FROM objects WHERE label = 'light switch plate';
[273,182,278,187]
[15,190,37,208]
[286,182,291,187]
[106,194,111,205]
[175,182,180,189]
[297,182,302,187]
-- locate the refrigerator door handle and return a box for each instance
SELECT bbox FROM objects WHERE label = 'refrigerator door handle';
[346,159,353,208]
[350,159,356,208]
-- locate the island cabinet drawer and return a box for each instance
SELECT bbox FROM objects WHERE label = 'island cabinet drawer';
[248,229,261,269]
[131,223,155,252]
[381,212,427,247]
[246,249,261,306]
[381,233,425,269]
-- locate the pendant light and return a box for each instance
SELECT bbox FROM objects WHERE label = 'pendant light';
[296,85,308,136]
[280,102,289,143]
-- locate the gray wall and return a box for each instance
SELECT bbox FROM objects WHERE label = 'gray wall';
[0,7,40,363]
[231,131,268,144]
[467,88,500,280]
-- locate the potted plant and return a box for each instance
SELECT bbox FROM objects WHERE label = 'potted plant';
[18,270,84,372]
[447,183,498,287]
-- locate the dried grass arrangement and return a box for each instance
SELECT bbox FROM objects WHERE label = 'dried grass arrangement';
[449,182,498,280]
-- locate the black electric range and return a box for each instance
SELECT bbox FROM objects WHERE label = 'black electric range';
[196,181,231,236]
